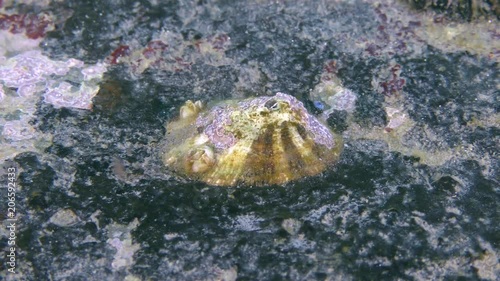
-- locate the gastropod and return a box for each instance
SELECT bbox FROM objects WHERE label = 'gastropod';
[162,92,342,186]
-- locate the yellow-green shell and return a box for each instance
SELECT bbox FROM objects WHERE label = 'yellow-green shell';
[162,92,342,186]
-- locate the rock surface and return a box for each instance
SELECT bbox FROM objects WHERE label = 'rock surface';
[0,0,498,280]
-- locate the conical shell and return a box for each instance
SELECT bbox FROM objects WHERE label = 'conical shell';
[162,92,342,186]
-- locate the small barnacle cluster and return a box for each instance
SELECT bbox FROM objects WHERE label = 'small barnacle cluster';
[309,60,357,123]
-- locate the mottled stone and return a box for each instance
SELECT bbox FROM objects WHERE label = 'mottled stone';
[49,209,79,227]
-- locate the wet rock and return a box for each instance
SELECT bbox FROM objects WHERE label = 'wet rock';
[49,208,79,227]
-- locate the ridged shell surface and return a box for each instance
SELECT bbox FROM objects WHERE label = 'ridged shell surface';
[162,92,342,186]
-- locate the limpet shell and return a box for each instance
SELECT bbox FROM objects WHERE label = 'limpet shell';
[162,92,342,186]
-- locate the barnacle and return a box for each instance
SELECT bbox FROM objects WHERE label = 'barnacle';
[162,92,342,186]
